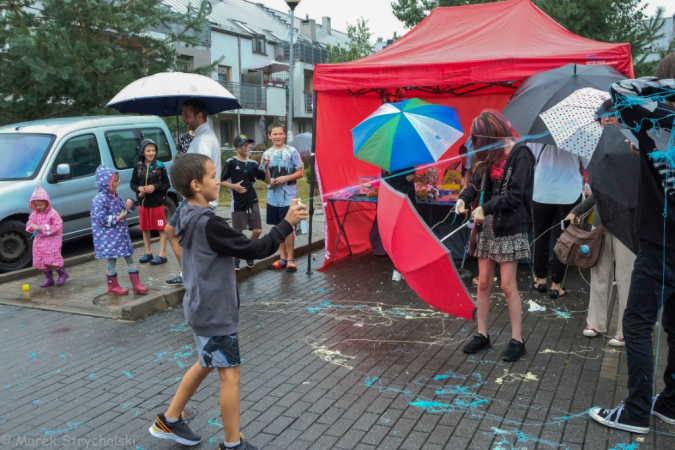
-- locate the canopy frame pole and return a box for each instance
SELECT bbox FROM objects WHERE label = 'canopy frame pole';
[306,90,318,274]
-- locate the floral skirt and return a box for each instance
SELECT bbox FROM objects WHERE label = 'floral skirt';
[475,215,530,263]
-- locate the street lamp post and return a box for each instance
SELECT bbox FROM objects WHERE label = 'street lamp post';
[284,0,301,141]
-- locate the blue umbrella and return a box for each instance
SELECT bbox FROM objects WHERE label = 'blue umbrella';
[352,98,463,172]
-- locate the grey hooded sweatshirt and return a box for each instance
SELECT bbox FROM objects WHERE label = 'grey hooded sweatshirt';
[176,204,293,336]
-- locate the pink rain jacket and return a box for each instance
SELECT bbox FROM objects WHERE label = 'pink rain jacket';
[26,186,64,270]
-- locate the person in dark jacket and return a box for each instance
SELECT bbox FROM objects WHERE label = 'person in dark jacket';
[456,110,535,362]
[148,153,307,450]
[589,54,675,435]
[130,139,171,265]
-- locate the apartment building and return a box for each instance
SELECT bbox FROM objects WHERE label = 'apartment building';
[165,0,350,148]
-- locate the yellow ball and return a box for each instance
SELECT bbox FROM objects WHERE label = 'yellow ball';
[22,284,30,291]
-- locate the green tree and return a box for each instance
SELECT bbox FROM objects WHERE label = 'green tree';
[391,0,667,77]
[0,0,211,125]
[326,18,374,63]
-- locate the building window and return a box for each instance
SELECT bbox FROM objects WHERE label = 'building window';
[252,36,266,55]
[175,55,192,72]
[218,66,231,84]
[219,120,233,147]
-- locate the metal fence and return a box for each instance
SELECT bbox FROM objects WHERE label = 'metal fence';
[281,42,329,65]
[221,82,267,110]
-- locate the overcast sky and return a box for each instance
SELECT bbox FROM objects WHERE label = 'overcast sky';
[252,0,675,42]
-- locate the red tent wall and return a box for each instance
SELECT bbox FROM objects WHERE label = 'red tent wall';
[316,90,512,268]
[313,0,634,270]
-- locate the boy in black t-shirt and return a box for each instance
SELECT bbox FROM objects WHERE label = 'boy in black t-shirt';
[221,135,266,270]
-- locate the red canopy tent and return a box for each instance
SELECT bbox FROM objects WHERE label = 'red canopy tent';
[308,0,633,270]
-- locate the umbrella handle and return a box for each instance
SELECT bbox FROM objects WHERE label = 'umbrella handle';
[440,220,471,242]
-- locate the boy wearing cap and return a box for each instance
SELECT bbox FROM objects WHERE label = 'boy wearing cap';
[221,134,267,270]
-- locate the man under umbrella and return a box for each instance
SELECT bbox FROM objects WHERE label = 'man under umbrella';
[165,99,222,285]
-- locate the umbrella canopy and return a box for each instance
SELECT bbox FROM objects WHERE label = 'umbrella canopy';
[587,125,640,253]
[107,72,241,116]
[293,132,313,153]
[540,87,609,159]
[377,179,476,320]
[352,98,463,172]
[502,64,625,144]
[247,60,289,74]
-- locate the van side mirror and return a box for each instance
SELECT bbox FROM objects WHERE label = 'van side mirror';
[56,164,71,179]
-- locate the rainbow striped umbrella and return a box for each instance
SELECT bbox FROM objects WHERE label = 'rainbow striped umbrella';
[352,98,463,172]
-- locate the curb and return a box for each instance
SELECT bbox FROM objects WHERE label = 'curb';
[0,238,160,284]
[0,238,324,321]
[120,238,325,321]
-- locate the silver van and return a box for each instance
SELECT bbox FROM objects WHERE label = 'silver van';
[0,116,179,272]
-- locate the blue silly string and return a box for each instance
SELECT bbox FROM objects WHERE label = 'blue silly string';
[28,230,37,240]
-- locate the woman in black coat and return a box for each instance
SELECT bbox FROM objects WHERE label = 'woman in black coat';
[455,110,535,362]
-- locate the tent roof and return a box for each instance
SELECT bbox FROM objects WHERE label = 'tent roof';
[314,0,633,92]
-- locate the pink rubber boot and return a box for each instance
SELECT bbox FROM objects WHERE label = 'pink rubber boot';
[128,272,148,294]
[40,271,55,288]
[106,274,129,295]
[55,267,69,286]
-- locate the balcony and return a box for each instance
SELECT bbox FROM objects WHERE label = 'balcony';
[220,82,267,110]
[281,42,329,65]
[305,91,313,113]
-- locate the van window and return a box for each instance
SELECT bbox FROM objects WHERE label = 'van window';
[51,134,101,180]
[139,128,172,163]
[105,130,140,170]
[0,133,54,180]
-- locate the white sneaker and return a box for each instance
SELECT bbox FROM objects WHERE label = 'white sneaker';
[608,336,625,347]
[583,326,599,337]
[392,270,402,281]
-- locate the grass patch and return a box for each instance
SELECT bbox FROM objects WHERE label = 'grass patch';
[219,176,313,208]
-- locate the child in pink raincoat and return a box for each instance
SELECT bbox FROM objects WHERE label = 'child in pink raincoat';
[26,186,68,287]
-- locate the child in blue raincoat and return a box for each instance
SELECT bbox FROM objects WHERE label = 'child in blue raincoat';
[91,165,148,295]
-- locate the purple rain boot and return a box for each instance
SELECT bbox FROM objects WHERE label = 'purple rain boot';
[40,271,55,288]
[55,266,69,286]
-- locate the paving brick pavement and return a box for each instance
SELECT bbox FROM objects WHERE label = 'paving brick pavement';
[0,250,673,449]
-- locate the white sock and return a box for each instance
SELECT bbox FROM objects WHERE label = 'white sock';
[165,416,178,423]
[224,441,241,448]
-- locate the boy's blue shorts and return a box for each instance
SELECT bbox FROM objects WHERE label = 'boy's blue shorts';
[194,333,240,368]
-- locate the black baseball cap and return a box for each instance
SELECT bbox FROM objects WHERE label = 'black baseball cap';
[233,134,255,148]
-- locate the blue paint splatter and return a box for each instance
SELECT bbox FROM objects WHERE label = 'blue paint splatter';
[32,400,42,404]
[42,422,82,435]
[609,443,639,450]
[4,384,11,389]
[29,353,36,358]
[88,373,97,379]
[487,427,568,449]
[59,354,66,359]
[18,324,24,328]
[170,320,190,332]
[124,371,134,379]
[365,376,379,386]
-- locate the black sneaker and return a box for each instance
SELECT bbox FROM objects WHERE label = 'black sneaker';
[218,434,258,450]
[652,394,675,425]
[149,413,201,446]
[502,339,526,362]
[165,275,183,285]
[246,260,254,268]
[463,334,491,354]
[589,404,649,434]
[234,259,240,271]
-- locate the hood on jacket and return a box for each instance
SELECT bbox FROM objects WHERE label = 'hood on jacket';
[29,185,52,212]
[138,139,158,164]
[96,165,118,195]
[176,205,212,250]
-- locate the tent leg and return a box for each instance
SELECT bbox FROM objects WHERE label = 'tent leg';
[307,91,318,274]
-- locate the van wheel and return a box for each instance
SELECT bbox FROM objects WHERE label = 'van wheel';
[0,220,32,273]
[164,198,177,225]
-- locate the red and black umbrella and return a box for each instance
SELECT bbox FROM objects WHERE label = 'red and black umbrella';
[377,179,476,320]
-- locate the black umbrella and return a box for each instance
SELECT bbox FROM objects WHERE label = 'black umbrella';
[502,64,626,144]
[587,124,640,254]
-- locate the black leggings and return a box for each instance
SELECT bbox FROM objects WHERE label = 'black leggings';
[532,199,580,284]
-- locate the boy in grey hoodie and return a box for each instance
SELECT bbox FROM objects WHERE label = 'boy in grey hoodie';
[149,153,307,450]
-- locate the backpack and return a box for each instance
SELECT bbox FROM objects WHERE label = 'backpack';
[553,223,605,269]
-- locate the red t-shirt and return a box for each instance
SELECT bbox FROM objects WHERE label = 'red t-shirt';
[490,156,507,181]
